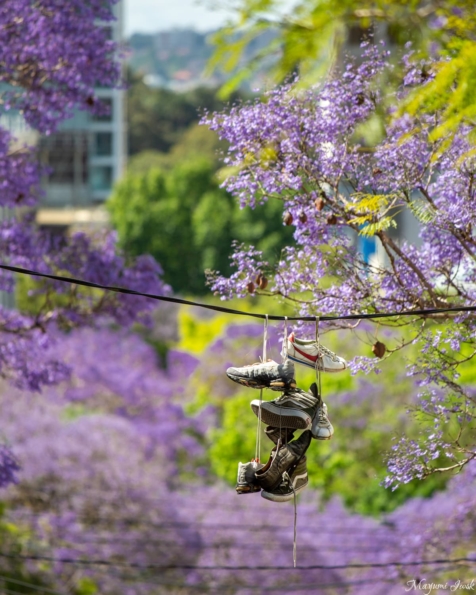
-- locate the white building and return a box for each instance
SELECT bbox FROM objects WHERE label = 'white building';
[37,1,126,229]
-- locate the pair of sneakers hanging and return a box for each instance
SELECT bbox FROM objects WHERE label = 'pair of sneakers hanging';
[226,332,346,440]
[236,430,312,502]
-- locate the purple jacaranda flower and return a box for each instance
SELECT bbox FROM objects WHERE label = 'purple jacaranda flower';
[0,444,20,487]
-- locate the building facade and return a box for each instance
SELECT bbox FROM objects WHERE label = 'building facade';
[37,1,126,228]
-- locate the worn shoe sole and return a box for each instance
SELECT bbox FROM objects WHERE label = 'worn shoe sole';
[288,353,316,370]
[236,484,261,494]
[312,430,333,440]
[261,478,308,502]
[227,373,296,391]
[250,400,312,430]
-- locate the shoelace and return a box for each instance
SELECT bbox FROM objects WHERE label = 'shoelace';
[276,390,318,406]
[316,403,329,427]
[317,344,341,362]
[282,470,298,568]
[255,316,269,463]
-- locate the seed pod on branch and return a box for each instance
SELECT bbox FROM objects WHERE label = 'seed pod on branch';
[314,197,325,211]
[372,341,386,358]
[327,214,337,225]
[283,212,293,226]
[299,212,307,223]
[259,276,268,290]
[255,272,262,285]
[246,281,255,294]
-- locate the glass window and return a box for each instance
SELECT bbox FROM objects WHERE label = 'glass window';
[94,132,113,156]
[39,132,88,184]
[90,166,113,192]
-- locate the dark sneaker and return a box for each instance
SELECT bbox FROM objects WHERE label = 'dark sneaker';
[236,460,264,494]
[265,425,295,445]
[309,382,334,440]
[226,359,296,391]
[261,456,308,502]
[284,332,346,372]
[254,431,312,492]
[250,387,318,430]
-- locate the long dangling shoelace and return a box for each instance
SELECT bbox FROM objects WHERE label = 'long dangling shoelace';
[315,316,322,395]
[255,315,268,463]
[279,316,288,445]
[282,470,298,568]
[283,317,297,567]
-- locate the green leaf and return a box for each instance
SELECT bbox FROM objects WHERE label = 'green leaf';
[408,199,437,224]
[357,216,397,237]
[75,577,98,595]
[348,192,393,215]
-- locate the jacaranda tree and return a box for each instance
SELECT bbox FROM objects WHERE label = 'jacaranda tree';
[0,1,168,483]
[204,42,476,488]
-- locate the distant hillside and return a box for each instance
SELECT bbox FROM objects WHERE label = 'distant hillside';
[127,29,218,92]
[126,28,276,93]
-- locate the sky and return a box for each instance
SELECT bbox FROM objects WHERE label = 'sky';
[124,0,233,36]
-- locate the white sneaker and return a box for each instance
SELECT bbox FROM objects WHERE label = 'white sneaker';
[236,460,264,494]
[284,332,346,372]
[312,402,334,440]
[226,359,296,391]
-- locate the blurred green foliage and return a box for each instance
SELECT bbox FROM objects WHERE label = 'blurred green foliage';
[127,124,227,173]
[0,503,63,593]
[127,73,244,156]
[75,578,99,595]
[177,295,296,355]
[108,158,293,294]
[119,71,296,295]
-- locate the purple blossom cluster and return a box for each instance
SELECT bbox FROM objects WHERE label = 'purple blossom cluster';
[0,130,43,208]
[384,432,450,489]
[0,0,121,212]
[0,444,20,488]
[203,44,476,485]
[0,326,206,592]
[0,0,121,133]
[0,225,169,391]
[207,241,270,299]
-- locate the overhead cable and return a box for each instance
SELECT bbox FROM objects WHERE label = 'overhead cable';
[1,262,475,322]
[0,551,473,571]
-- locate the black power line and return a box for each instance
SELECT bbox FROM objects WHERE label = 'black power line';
[1,262,476,322]
[0,551,473,571]
[8,511,395,534]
